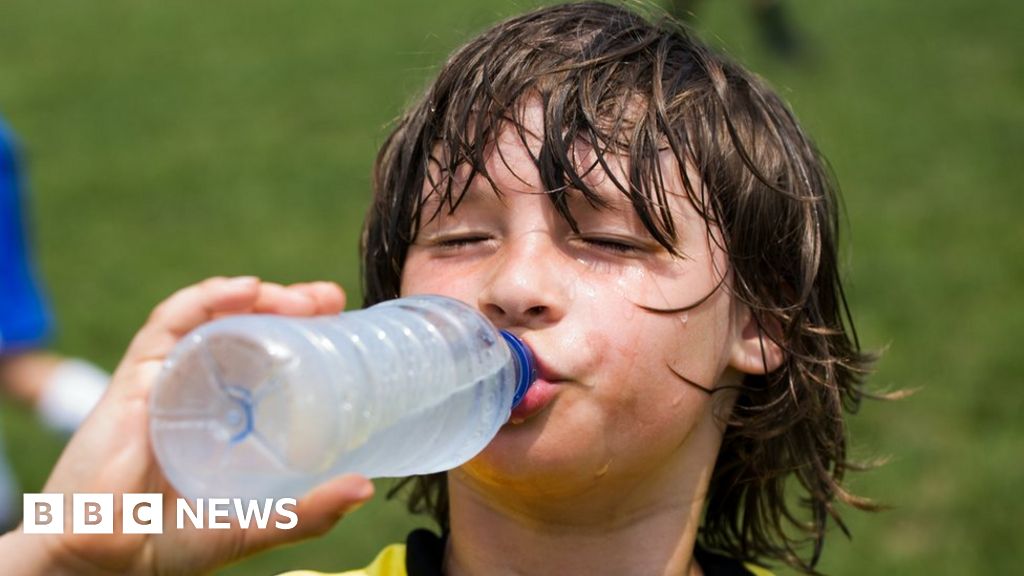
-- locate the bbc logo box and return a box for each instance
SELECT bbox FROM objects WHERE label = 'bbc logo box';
[23,493,163,534]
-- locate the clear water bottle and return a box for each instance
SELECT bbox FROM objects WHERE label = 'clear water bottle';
[149,295,536,500]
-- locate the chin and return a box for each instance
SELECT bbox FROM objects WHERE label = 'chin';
[459,427,610,495]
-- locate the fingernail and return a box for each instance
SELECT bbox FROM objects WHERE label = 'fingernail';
[354,480,375,501]
[288,290,316,304]
[228,276,258,286]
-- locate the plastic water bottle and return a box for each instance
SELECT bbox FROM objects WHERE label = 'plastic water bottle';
[149,295,536,501]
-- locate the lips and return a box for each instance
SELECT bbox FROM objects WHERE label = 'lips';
[501,336,565,422]
[508,376,559,423]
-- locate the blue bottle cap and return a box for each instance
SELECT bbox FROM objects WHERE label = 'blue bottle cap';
[500,330,537,409]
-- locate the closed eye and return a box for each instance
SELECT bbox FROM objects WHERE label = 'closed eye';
[432,234,493,250]
[578,236,642,254]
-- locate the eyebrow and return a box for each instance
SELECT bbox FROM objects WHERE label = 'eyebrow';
[424,163,650,221]
[419,178,505,225]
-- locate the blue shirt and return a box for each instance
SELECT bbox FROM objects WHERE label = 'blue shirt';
[0,117,53,353]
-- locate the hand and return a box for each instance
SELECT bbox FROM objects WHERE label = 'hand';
[3,277,375,575]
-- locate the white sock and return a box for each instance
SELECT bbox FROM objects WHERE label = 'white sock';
[37,358,109,434]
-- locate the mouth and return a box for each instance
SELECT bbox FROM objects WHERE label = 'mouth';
[508,376,562,424]
[505,377,557,422]
[507,343,568,424]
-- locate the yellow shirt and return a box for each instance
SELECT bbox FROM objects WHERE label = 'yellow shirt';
[279,541,774,576]
[279,544,406,576]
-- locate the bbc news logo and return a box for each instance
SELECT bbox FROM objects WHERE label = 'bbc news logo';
[22,493,298,534]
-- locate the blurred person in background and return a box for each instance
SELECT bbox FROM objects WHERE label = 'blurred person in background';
[0,116,108,530]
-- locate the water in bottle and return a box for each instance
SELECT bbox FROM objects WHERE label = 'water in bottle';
[149,295,536,501]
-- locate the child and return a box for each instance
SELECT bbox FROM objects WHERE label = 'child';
[0,116,109,530]
[0,2,875,574]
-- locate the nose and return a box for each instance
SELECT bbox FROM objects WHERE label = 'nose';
[477,232,569,330]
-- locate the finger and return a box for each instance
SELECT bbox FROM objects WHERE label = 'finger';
[289,282,346,315]
[252,282,318,316]
[242,474,375,553]
[126,277,261,362]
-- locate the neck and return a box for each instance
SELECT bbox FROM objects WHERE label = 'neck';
[443,446,717,576]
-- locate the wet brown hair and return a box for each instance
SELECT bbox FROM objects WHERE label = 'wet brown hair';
[360,2,877,572]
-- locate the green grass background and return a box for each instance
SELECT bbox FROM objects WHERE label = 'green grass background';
[1,0,1021,573]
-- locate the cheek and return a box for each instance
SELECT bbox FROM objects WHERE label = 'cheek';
[582,311,683,417]
[400,253,476,298]
[579,294,724,437]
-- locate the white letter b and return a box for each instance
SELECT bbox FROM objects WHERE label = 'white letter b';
[22,494,63,534]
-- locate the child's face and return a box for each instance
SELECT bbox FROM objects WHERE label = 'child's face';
[400,100,753,501]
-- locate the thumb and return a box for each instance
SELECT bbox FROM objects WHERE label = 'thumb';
[243,474,375,552]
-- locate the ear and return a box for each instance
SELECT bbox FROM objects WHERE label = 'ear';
[729,304,785,375]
